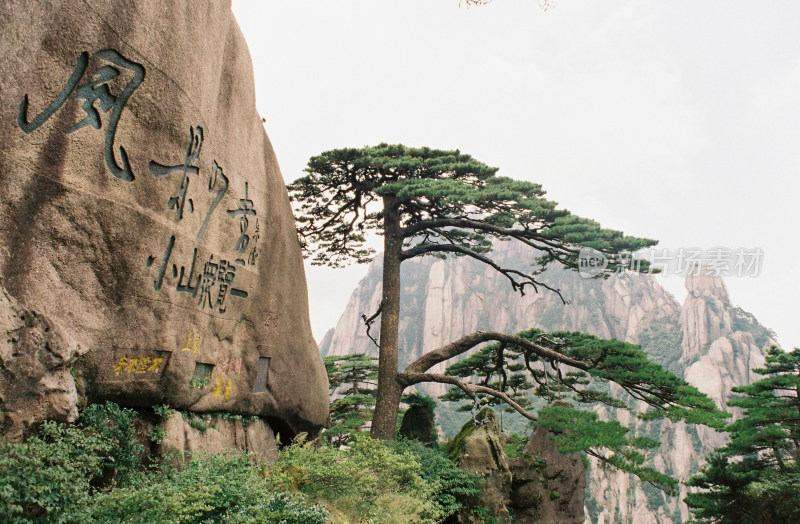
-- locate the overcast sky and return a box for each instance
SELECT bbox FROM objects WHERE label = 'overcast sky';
[232,0,800,348]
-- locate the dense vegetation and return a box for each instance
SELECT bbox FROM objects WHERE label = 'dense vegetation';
[0,402,484,523]
[4,341,798,524]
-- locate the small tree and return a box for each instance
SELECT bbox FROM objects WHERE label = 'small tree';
[324,354,379,446]
[686,346,800,523]
[288,144,725,446]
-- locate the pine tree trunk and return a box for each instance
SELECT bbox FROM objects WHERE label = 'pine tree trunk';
[370,196,404,440]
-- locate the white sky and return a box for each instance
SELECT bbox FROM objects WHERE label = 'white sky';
[232,0,800,348]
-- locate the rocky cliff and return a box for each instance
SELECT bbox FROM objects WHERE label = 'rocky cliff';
[320,241,776,523]
[0,0,328,442]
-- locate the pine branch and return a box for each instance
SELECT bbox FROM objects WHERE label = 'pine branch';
[398,372,537,421]
[401,243,566,301]
[403,330,588,375]
[361,305,382,349]
[402,217,579,258]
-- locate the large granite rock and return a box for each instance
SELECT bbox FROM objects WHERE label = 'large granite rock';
[156,411,278,463]
[449,408,585,524]
[679,268,734,364]
[509,427,585,524]
[0,0,328,437]
[398,404,436,443]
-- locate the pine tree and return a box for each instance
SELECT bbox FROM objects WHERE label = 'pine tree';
[288,144,725,449]
[323,354,379,446]
[686,346,800,523]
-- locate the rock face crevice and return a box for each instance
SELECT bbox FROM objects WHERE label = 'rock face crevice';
[321,242,776,522]
[0,0,328,440]
[0,283,84,441]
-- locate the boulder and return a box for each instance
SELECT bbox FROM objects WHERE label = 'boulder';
[398,404,436,443]
[0,0,328,437]
[448,408,586,524]
[508,427,586,524]
[450,409,512,523]
[156,411,278,463]
[0,283,83,441]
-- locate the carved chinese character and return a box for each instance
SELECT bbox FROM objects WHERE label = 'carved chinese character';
[149,358,165,373]
[174,248,200,297]
[114,355,129,375]
[146,235,176,291]
[227,181,256,265]
[125,358,140,373]
[182,332,200,354]
[136,356,152,373]
[215,260,236,313]
[17,49,145,181]
[196,160,229,241]
[247,217,260,266]
[198,256,219,310]
[211,374,233,400]
[149,126,203,221]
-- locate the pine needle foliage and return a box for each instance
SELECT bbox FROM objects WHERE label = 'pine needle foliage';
[289,143,656,278]
[323,353,379,446]
[441,328,728,493]
[686,346,800,523]
[289,144,662,440]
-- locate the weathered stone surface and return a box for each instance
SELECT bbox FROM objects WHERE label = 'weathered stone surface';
[679,268,734,364]
[0,282,83,441]
[509,427,585,524]
[157,411,278,462]
[450,411,585,524]
[453,409,512,523]
[398,404,436,443]
[0,1,328,436]
[681,270,769,454]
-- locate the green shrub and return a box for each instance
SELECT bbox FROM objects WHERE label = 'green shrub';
[79,401,144,486]
[226,492,329,523]
[401,392,437,413]
[186,414,210,433]
[152,404,174,421]
[266,434,485,522]
[1,402,488,523]
[0,420,111,522]
[387,438,483,519]
[88,452,327,523]
[503,433,527,458]
[267,433,441,522]
[147,427,166,445]
[0,403,328,524]
[189,376,209,389]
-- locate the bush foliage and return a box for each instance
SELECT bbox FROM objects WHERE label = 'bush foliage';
[0,402,486,523]
[267,433,483,523]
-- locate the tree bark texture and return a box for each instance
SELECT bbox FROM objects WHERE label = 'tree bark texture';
[370,196,404,440]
